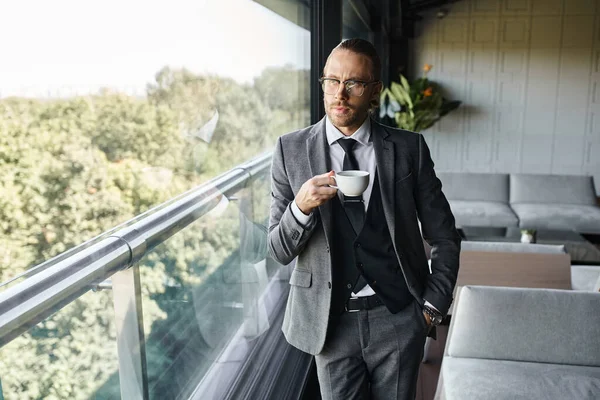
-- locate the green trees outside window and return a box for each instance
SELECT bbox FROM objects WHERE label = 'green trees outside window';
[0,65,309,399]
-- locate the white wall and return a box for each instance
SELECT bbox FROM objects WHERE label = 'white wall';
[410,0,600,194]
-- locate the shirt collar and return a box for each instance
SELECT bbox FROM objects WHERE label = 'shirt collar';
[325,116,371,147]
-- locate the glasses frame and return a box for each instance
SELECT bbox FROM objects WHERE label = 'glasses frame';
[319,77,380,97]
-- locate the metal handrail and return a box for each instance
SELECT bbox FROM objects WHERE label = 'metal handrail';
[0,151,272,346]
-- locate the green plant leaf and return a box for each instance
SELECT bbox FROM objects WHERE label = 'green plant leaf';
[400,74,410,92]
[379,87,391,105]
[390,82,413,110]
[390,82,407,99]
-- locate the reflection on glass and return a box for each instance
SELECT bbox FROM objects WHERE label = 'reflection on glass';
[138,173,281,399]
[0,290,121,399]
[342,0,373,41]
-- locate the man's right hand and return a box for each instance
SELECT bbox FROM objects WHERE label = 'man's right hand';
[295,171,337,215]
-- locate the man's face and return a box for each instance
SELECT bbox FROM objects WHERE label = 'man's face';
[322,49,381,134]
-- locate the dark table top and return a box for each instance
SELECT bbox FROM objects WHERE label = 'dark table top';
[457,226,600,264]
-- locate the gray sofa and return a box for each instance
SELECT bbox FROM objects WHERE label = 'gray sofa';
[438,172,600,234]
[437,172,518,228]
[435,285,600,400]
[510,173,600,234]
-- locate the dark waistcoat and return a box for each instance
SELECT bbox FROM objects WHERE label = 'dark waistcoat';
[330,171,413,315]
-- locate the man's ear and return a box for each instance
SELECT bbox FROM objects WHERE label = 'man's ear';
[370,81,383,109]
[374,80,383,93]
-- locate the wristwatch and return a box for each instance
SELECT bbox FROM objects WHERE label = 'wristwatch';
[423,305,443,326]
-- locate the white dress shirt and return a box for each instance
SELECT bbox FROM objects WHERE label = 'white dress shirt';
[292,116,376,297]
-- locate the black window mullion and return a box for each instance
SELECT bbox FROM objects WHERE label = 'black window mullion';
[310,0,343,124]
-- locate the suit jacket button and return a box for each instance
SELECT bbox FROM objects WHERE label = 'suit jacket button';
[347,283,352,289]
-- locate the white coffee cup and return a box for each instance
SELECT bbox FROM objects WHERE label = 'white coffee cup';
[330,170,370,196]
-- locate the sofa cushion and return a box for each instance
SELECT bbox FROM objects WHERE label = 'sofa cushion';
[448,200,519,227]
[510,174,597,205]
[439,357,600,400]
[447,286,600,367]
[511,203,600,234]
[438,172,510,202]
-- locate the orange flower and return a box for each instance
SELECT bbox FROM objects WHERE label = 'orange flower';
[423,87,433,97]
[423,64,433,73]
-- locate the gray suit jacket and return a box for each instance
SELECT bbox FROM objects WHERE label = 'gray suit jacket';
[268,117,461,355]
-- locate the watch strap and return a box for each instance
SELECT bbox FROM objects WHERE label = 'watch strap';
[423,304,443,325]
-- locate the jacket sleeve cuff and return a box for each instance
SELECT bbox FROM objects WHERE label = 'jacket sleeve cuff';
[279,202,317,245]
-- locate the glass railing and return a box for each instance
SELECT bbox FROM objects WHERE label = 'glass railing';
[0,153,299,400]
[138,170,286,399]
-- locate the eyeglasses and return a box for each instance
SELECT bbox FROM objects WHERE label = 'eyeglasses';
[319,77,379,97]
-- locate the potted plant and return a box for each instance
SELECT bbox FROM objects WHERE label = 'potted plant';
[520,229,537,244]
[379,64,461,132]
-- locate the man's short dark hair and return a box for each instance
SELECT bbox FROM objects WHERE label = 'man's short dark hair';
[335,38,381,81]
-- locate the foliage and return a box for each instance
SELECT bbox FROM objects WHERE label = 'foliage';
[0,65,308,399]
[379,64,461,132]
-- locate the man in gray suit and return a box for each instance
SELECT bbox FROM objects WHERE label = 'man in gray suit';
[268,38,460,400]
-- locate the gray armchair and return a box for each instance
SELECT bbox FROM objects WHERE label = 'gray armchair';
[435,286,600,400]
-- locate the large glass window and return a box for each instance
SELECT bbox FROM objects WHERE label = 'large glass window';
[0,0,310,283]
[0,1,310,398]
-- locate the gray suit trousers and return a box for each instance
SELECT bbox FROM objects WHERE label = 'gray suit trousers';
[315,300,428,400]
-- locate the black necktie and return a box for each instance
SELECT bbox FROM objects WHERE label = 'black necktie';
[337,139,365,232]
[337,138,368,292]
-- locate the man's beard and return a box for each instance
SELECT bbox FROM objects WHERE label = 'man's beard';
[325,101,368,128]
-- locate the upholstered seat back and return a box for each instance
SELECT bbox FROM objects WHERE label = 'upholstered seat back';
[510,174,597,205]
[447,286,600,367]
[437,172,510,202]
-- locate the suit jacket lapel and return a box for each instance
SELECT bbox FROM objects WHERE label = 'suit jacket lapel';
[307,118,333,246]
[372,120,396,241]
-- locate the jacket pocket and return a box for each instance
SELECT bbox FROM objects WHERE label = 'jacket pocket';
[289,268,312,288]
[395,171,412,183]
